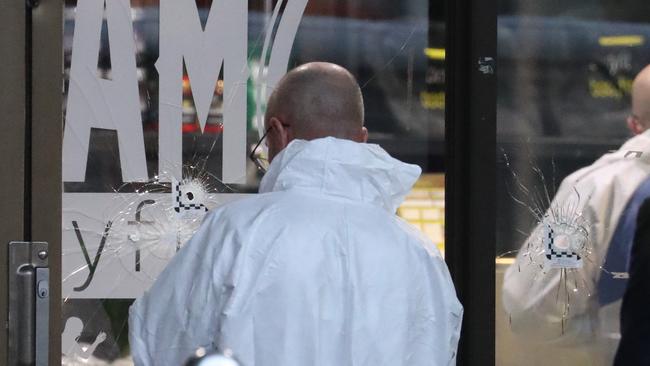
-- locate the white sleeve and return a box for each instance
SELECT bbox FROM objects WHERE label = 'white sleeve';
[501,174,612,343]
[129,211,238,366]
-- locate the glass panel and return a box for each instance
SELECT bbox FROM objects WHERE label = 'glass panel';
[496,1,650,365]
[61,0,444,363]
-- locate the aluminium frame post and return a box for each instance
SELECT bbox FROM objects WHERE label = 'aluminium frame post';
[444,0,497,364]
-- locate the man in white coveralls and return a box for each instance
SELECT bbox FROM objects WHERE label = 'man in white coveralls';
[129,62,463,366]
[502,65,650,365]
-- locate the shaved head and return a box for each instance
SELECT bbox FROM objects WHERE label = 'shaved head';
[265,62,365,141]
[632,65,650,128]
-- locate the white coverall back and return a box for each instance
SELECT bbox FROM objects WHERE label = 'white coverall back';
[129,137,463,366]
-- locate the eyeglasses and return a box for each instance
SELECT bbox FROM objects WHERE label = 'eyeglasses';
[249,127,272,174]
[249,123,291,174]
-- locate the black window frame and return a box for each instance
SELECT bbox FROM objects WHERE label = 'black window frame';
[444,0,497,364]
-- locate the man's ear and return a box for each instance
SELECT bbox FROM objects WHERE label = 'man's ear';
[357,127,369,143]
[628,115,645,135]
[269,116,290,146]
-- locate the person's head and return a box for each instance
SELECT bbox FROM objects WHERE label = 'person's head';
[628,64,650,135]
[264,62,368,162]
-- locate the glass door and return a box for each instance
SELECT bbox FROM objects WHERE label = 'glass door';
[60,0,445,364]
[495,1,650,365]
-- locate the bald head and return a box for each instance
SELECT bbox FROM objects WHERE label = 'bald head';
[265,62,365,141]
[630,65,650,133]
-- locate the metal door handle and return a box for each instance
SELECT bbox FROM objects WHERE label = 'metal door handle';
[8,241,49,366]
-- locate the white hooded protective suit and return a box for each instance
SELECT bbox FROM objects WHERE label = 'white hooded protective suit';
[129,137,463,366]
[502,130,650,365]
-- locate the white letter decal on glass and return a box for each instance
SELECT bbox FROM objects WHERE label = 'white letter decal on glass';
[63,0,148,182]
[157,0,248,183]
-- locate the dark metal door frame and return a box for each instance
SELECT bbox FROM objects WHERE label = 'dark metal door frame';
[1,1,62,364]
[31,1,63,363]
[0,0,27,362]
[444,0,497,364]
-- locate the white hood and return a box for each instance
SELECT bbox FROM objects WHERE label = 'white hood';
[260,137,422,213]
